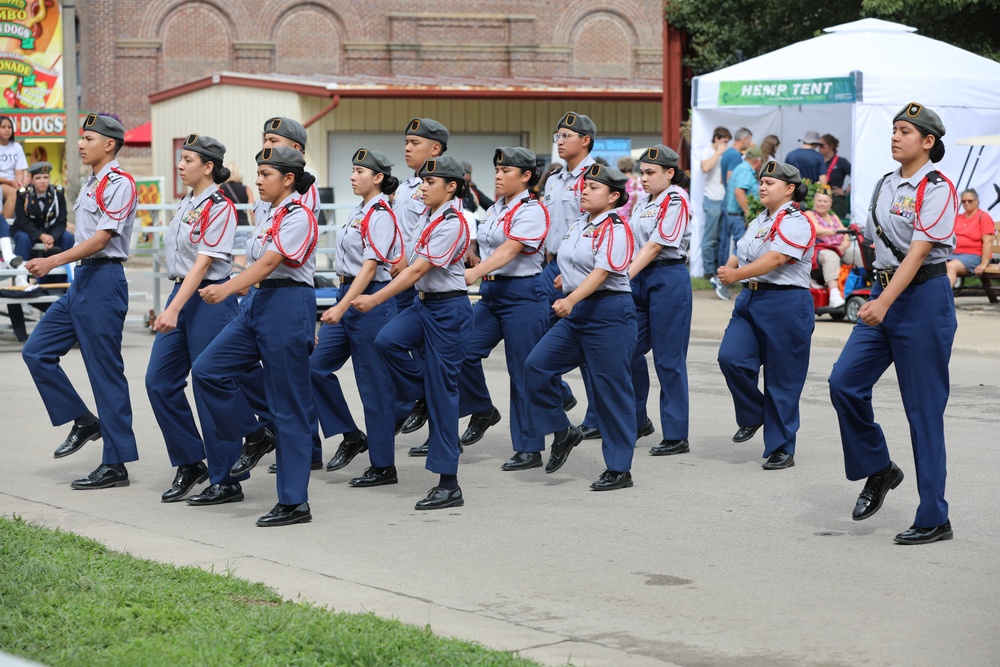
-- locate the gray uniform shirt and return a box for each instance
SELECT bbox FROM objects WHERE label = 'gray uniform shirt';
[410,199,469,293]
[165,185,236,281]
[393,176,427,239]
[736,203,812,287]
[543,155,595,255]
[336,195,399,282]
[557,211,632,293]
[74,160,136,259]
[867,161,956,270]
[477,189,547,277]
[247,193,316,284]
[630,185,691,261]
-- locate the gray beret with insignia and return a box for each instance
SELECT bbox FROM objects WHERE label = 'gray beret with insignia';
[182,133,226,165]
[583,163,628,191]
[263,117,308,149]
[28,161,53,175]
[418,155,465,180]
[557,111,597,141]
[759,160,802,185]
[256,145,306,170]
[893,101,946,138]
[406,118,450,148]
[83,113,124,141]
[352,148,394,174]
[493,146,537,170]
[638,144,680,168]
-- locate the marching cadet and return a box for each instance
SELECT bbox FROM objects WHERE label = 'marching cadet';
[12,162,74,264]
[144,134,248,505]
[353,155,472,510]
[715,162,815,471]
[392,117,450,437]
[829,103,958,545]
[310,148,407,487]
[524,164,638,491]
[192,146,319,527]
[21,114,139,489]
[626,145,692,456]
[460,147,549,470]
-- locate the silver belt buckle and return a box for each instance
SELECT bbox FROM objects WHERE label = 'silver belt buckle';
[747,281,759,291]
[877,271,890,288]
[418,291,425,301]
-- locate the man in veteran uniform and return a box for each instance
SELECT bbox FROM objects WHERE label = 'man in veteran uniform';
[12,161,74,261]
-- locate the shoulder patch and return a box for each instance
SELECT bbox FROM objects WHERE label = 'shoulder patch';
[208,190,227,205]
[925,170,945,185]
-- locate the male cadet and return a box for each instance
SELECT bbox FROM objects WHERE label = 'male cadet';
[393,117,450,437]
[538,111,601,438]
[22,114,139,489]
[12,161,74,262]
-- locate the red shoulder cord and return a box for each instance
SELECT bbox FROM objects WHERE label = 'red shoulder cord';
[266,200,318,268]
[766,203,816,261]
[503,196,550,255]
[360,200,404,265]
[571,171,587,212]
[913,173,958,241]
[415,206,470,266]
[298,183,318,214]
[95,167,137,221]
[655,193,690,244]
[189,190,235,247]
[592,213,635,272]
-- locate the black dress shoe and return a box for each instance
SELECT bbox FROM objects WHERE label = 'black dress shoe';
[408,440,429,457]
[186,483,244,506]
[732,423,763,443]
[590,470,633,491]
[545,426,583,474]
[70,464,129,490]
[853,462,904,521]
[562,396,578,412]
[400,399,428,434]
[579,425,602,440]
[414,486,464,510]
[460,407,501,446]
[326,434,369,471]
[267,461,323,474]
[230,428,276,476]
[650,439,690,456]
[636,418,655,440]
[894,521,953,545]
[54,420,102,459]
[349,466,398,487]
[161,462,208,503]
[256,502,312,526]
[394,418,407,435]
[762,451,795,470]
[501,451,543,471]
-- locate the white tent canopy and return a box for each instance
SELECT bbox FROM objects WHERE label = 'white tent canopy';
[689,18,1000,275]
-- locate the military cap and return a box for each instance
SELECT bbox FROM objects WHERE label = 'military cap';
[638,144,680,168]
[557,111,597,141]
[583,163,628,191]
[759,160,802,184]
[255,145,306,171]
[28,161,53,175]
[263,117,308,149]
[418,155,465,180]
[82,113,124,141]
[493,146,537,170]
[893,102,946,138]
[352,148,394,174]
[181,133,226,165]
[406,118,450,147]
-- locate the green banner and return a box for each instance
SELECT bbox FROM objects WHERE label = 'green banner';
[718,77,856,106]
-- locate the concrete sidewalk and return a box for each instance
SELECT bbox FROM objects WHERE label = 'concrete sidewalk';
[2,281,998,666]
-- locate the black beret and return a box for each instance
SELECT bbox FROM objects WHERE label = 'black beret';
[759,160,802,185]
[418,155,465,180]
[28,161,52,175]
[352,148,394,174]
[583,163,628,191]
[406,118,449,146]
[638,144,680,168]
[893,102,946,138]
[557,111,597,141]
[255,145,306,171]
[83,113,124,141]
[263,117,308,149]
[182,133,226,165]
[493,146,536,170]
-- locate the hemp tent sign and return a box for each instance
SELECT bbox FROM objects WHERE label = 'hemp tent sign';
[718,78,856,106]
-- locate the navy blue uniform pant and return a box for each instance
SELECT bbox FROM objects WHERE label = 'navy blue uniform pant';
[13,230,75,259]
[375,296,472,476]
[829,277,955,528]
[524,294,637,472]
[311,281,404,469]
[22,263,138,464]
[631,263,691,440]
[192,285,316,505]
[459,276,547,453]
[391,287,420,419]
[718,288,813,458]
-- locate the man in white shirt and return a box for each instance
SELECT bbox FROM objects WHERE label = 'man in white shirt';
[700,126,731,279]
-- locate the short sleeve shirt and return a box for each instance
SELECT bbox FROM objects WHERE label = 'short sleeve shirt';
[700,146,726,200]
[410,199,469,293]
[557,211,632,293]
[247,193,316,284]
[785,147,826,183]
[736,203,813,287]
[952,209,993,256]
[542,155,595,255]
[0,140,27,180]
[725,160,759,214]
[477,189,547,277]
[336,195,399,282]
[74,160,137,259]
[630,185,691,261]
[393,176,428,239]
[825,155,851,189]
[720,147,742,187]
[165,184,236,281]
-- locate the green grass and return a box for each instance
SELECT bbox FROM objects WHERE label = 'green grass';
[0,516,543,667]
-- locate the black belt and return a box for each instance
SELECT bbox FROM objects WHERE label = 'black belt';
[584,289,630,300]
[418,290,467,301]
[482,274,533,282]
[745,281,806,291]
[256,279,311,289]
[79,257,123,266]
[873,262,946,289]
[646,258,686,270]
[172,276,230,288]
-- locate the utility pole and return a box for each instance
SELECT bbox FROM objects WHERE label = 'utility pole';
[62,0,80,218]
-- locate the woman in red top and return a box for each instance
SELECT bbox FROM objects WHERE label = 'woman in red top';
[945,188,994,287]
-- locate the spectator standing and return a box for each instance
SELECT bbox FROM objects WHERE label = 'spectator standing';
[760,135,780,164]
[699,126,731,277]
[818,134,852,218]
[713,146,763,299]
[785,131,828,184]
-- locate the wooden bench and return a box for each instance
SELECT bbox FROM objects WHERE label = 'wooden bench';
[954,220,1000,303]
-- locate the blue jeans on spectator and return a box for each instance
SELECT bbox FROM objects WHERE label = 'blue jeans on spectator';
[718,212,747,269]
[701,198,724,276]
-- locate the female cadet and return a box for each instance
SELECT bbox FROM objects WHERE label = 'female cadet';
[145,134,248,505]
[716,162,815,471]
[353,155,472,510]
[459,147,549,471]
[192,146,319,527]
[524,164,638,491]
[829,103,958,545]
[310,148,407,487]
[626,145,692,457]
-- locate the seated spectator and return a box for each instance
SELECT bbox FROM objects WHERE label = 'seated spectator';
[785,131,828,185]
[818,134,851,218]
[11,162,72,285]
[805,187,854,307]
[759,135,780,164]
[946,188,995,287]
